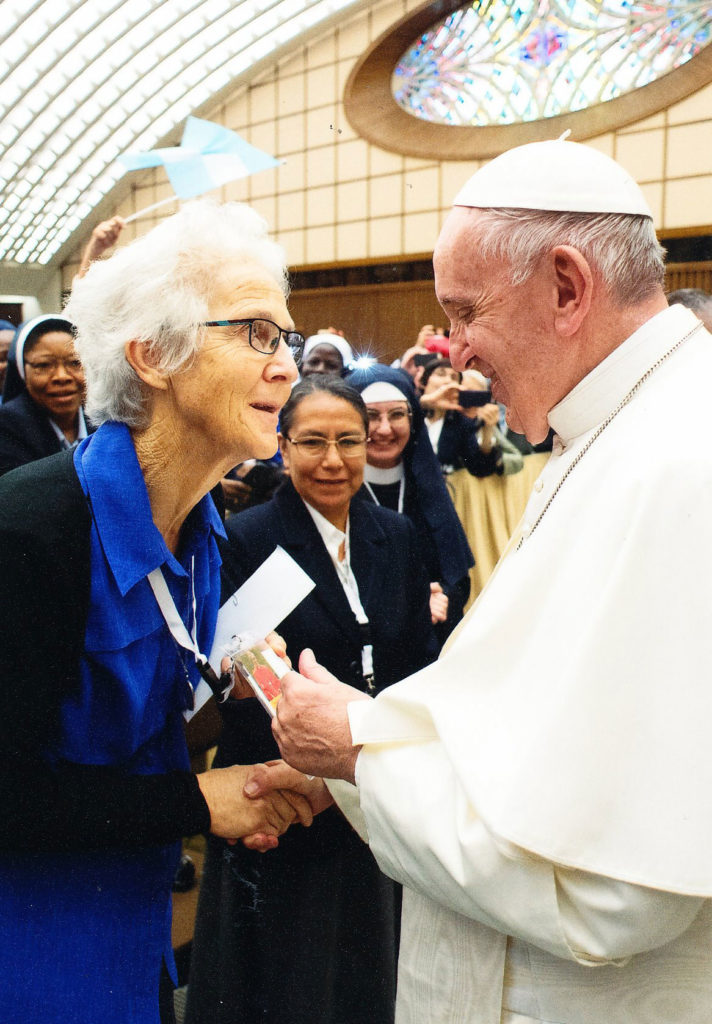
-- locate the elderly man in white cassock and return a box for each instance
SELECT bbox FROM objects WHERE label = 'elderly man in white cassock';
[248,139,712,1023]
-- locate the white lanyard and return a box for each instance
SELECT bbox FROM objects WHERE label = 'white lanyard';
[363,477,405,514]
[147,561,227,702]
[332,535,374,689]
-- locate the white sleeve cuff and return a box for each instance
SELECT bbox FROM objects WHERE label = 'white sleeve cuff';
[325,775,369,843]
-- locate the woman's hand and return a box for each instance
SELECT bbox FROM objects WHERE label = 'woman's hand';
[460,399,499,423]
[400,345,430,380]
[461,401,499,452]
[429,582,449,624]
[76,217,125,278]
[265,630,291,666]
[197,763,314,848]
[415,325,436,346]
[421,382,461,414]
[222,630,292,700]
[241,759,334,851]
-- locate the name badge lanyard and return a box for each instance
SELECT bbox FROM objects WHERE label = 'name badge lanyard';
[333,540,375,693]
[148,562,228,705]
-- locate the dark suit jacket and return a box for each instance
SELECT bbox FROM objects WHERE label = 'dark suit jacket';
[0,391,93,477]
[216,480,438,766]
[215,480,437,862]
[0,450,209,851]
[436,410,502,476]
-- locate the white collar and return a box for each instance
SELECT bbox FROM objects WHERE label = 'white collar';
[48,405,88,445]
[364,462,405,485]
[426,415,445,450]
[303,500,348,566]
[548,305,701,445]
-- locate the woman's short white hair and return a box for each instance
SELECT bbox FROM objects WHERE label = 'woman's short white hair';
[64,199,288,427]
[470,209,666,306]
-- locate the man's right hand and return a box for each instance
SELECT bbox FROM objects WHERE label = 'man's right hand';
[196,763,314,848]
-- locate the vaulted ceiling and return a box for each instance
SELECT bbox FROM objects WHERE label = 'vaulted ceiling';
[0,0,366,278]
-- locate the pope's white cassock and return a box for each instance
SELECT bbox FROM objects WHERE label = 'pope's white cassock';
[328,302,712,1023]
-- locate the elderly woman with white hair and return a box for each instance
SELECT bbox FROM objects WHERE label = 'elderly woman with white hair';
[0,200,319,1024]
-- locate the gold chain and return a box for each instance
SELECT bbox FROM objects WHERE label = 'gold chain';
[517,323,703,550]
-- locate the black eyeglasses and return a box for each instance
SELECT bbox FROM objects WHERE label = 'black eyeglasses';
[202,317,305,365]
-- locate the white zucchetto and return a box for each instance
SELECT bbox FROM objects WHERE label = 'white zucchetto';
[453,139,653,218]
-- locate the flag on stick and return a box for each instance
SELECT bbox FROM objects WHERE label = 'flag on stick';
[118,116,281,222]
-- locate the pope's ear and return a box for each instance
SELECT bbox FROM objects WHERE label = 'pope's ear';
[124,339,170,391]
[551,246,593,337]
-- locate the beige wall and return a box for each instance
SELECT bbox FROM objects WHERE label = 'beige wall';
[62,0,712,293]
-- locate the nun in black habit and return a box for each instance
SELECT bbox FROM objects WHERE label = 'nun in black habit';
[185,376,438,1024]
[0,315,93,476]
[347,364,475,644]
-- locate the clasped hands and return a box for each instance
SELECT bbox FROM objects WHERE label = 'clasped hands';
[196,759,333,852]
[198,643,370,852]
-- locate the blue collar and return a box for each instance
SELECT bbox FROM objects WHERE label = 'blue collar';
[74,421,226,597]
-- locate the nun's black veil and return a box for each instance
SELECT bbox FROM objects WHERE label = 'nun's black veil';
[347,363,474,595]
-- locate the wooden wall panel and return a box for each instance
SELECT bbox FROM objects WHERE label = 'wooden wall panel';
[288,262,712,368]
[288,280,445,365]
[665,262,712,292]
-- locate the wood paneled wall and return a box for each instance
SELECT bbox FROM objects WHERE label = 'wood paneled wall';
[288,280,445,364]
[665,262,712,292]
[288,263,712,364]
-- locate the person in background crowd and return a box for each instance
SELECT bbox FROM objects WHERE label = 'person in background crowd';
[0,314,92,475]
[0,199,318,1024]
[265,139,712,1024]
[76,215,125,278]
[397,325,450,393]
[0,319,15,398]
[301,331,354,377]
[347,363,474,644]
[459,367,524,474]
[220,457,285,514]
[419,356,523,476]
[667,287,712,331]
[478,358,553,456]
[221,328,355,512]
[186,375,437,1024]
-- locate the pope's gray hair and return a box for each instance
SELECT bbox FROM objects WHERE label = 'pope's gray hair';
[468,208,666,306]
[64,199,289,427]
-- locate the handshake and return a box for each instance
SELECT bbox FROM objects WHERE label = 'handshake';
[196,638,371,850]
[197,759,333,852]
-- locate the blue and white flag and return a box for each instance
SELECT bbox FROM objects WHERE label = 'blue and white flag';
[118,116,280,199]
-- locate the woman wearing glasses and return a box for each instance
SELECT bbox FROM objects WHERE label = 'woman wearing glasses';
[0,201,317,1024]
[186,375,438,1024]
[0,314,93,475]
[347,364,475,644]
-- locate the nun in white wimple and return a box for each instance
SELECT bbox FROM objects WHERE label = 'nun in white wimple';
[0,314,92,475]
[347,363,474,644]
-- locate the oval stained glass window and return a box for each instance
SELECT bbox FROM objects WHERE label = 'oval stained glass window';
[392,0,712,126]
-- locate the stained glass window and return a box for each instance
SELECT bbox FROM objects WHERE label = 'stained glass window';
[392,0,712,126]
